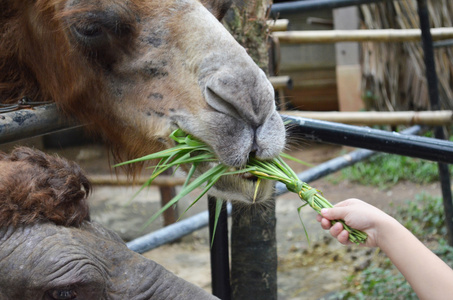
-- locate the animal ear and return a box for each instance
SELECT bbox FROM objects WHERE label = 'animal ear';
[200,0,233,20]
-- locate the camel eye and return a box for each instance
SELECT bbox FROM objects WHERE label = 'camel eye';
[48,288,78,300]
[71,22,106,46]
[75,23,103,38]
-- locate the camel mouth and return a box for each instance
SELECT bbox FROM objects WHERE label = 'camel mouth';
[237,172,258,181]
[194,161,274,204]
[227,167,258,181]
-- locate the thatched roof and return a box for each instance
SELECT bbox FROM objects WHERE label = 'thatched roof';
[360,0,453,111]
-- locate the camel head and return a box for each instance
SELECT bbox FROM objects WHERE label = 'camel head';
[0,0,286,203]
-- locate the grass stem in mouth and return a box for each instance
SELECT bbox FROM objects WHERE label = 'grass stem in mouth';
[115,129,367,245]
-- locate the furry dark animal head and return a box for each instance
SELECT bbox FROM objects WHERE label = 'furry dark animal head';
[0,147,91,227]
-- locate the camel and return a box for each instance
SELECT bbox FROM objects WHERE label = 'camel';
[0,147,217,299]
[0,0,285,203]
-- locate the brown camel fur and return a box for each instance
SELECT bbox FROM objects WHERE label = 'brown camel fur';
[0,147,90,227]
[0,0,285,203]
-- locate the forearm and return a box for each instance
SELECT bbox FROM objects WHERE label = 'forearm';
[378,218,453,300]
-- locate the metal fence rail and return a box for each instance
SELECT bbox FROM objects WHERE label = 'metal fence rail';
[0,104,74,144]
[283,115,453,164]
[270,0,386,17]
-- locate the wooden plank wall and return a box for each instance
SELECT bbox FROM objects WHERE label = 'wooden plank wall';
[276,9,338,111]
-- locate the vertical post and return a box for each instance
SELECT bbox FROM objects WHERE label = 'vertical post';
[333,6,363,112]
[222,1,278,299]
[416,0,453,246]
[230,204,277,299]
[208,196,231,299]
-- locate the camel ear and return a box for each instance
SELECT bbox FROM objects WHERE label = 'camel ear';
[200,0,233,20]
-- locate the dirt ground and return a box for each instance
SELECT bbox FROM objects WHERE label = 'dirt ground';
[2,136,442,299]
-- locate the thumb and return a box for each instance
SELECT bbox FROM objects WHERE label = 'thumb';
[321,207,347,221]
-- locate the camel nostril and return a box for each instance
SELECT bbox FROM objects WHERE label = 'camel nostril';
[250,139,259,153]
[205,86,241,119]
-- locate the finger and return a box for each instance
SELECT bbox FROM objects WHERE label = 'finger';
[337,229,350,245]
[316,214,322,222]
[329,222,344,238]
[320,218,332,230]
[321,207,348,221]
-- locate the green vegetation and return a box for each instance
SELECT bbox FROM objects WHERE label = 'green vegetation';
[339,154,450,188]
[339,129,453,188]
[337,267,418,300]
[398,193,447,237]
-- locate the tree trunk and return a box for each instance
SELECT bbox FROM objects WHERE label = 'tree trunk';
[222,1,272,73]
[222,2,277,299]
[230,204,277,300]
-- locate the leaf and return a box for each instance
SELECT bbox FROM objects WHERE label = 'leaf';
[253,178,261,203]
[179,164,229,220]
[140,164,228,230]
[113,144,192,167]
[169,128,188,143]
[297,204,310,245]
[183,163,198,189]
[211,198,224,247]
[280,152,314,168]
[299,188,319,208]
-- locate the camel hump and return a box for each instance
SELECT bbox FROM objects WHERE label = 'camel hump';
[0,147,91,227]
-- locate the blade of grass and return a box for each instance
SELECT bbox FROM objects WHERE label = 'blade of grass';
[280,152,314,168]
[253,178,262,203]
[179,165,229,219]
[297,204,311,244]
[211,198,224,247]
[140,164,228,230]
[113,144,195,167]
[183,163,198,189]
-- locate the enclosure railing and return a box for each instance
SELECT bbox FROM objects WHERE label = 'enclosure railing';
[270,0,388,17]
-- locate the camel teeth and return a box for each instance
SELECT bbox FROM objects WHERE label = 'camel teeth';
[242,173,253,179]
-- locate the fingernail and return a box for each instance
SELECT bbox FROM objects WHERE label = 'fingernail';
[321,208,329,215]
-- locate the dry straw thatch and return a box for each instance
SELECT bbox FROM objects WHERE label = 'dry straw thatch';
[360,0,453,111]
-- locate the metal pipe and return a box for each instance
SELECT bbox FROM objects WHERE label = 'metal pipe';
[276,126,421,195]
[88,175,186,186]
[276,148,375,196]
[270,0,386,18]
[433,39,453,48]
[416,0,453,246]
[283,115,453,164]
[0,104,75,144]
[283,110,453,126]
[126,203,232,253]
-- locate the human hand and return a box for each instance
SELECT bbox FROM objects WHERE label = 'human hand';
[316,198,396,247]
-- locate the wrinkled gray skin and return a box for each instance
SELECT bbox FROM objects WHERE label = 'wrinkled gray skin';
[0,221,217,300]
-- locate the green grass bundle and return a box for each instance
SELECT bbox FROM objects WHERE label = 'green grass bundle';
[115,129,367,245]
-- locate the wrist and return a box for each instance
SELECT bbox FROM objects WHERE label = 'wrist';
[375,215,404,250]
